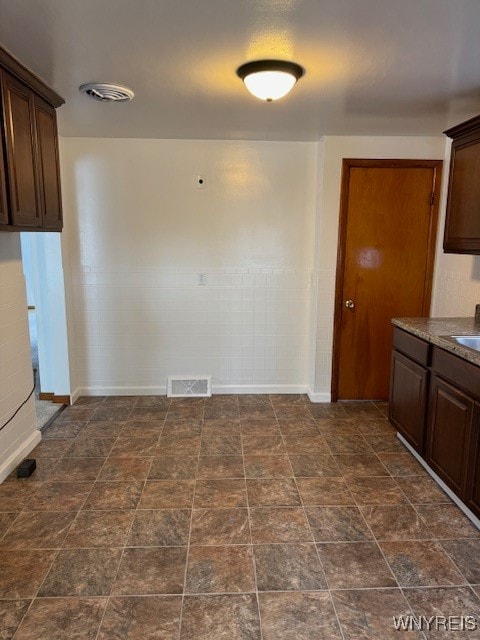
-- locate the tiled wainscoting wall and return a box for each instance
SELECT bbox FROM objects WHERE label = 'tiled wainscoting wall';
[71,267,312,395]
[433,264,480,318]
[0,236,38,480]
[312,270,336,399]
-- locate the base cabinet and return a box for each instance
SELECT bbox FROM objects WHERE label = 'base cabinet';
[389,350,428,453]
[389,327,480,518]
[466,417,480,516]
[426,375,474,498]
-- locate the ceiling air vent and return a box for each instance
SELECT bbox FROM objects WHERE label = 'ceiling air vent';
[79,83,134,102]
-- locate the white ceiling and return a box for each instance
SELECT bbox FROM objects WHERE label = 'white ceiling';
[1,0,480,141]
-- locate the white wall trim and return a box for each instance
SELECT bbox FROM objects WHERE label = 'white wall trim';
[75,384,334,401]
[214,384,307,395]
[398,433,480,530]
[307,388,331,403]
[70,387,82,404]
[76,384,311,397]
[0,429,41,484]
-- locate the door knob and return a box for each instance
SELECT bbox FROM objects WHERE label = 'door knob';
[345,299,355,309]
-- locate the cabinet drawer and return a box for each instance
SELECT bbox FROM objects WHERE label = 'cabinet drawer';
[393,327,431,366]
[432,346,480,398]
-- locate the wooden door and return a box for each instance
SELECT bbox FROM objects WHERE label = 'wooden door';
[389,350,428,453]
[34,96,63,230]
[1,70,41,227]
[426,375,474,498]
[333,159,441,400]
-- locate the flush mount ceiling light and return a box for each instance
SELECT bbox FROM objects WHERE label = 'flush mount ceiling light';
[79,83,134,102]
[236,59,304,102]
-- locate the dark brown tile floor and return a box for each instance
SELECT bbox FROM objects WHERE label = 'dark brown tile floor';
[1,395,479,639]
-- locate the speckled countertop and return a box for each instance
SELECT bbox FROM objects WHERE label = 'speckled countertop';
[392,317,480,367]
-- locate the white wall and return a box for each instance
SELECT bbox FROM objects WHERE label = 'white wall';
[59,133,474,402]
[20,235,35,307]
[0,234,39,482]
[60,137,317,395]
[433,253,480,317]
[20,233,72,397]
[311,136,447,399]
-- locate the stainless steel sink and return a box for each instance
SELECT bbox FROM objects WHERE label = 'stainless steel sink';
[449,335,480,352]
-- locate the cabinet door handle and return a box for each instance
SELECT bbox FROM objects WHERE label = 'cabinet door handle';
[345,299,355,309]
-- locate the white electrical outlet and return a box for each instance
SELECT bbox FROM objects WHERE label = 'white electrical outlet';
[198,273,207,285]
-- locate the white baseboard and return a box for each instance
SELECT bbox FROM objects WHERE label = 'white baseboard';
[77,385,167,396]
[213,384,308,395]
[397,433,480,530]
[307,388,332,403]
[70,387,82,404]
[75,384,311,397]
[0,429,42,484]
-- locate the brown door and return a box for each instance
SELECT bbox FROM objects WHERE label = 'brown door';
[333,159,441,400]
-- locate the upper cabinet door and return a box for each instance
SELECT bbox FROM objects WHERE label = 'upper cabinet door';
[0,133,8,225]
[444,115,480,254]
[34,96,63,230]
[1,70,41,227]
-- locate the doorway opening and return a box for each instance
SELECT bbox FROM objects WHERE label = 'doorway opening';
[20,232,71,429]
[332,159,442,401]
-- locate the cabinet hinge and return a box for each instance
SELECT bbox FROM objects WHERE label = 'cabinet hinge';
[430,192,435,206]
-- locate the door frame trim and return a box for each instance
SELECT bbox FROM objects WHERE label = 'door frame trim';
[331,158,443,401]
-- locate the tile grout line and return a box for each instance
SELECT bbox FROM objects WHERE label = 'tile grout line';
[178,401,204,640]
[10,546,61,640]
[334,417,425,640]
[281,407,348,640]
[348,411,448,640]
[4,396,480,639]
[92,399,141,640]
[305,403,427,639]
[308,404,373,640]
[385,461,480,595]
[406,497,480,596]
[91,398,153,640]
[241,400,264,640]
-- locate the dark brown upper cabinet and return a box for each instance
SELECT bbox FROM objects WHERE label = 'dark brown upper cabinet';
[0,46,64,232]
[0,132,8,226]
[1,70,42,228]
[34,96,63,230]
[444,115,480,254]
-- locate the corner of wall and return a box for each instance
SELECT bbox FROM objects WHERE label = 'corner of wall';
[0,233,38,483]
